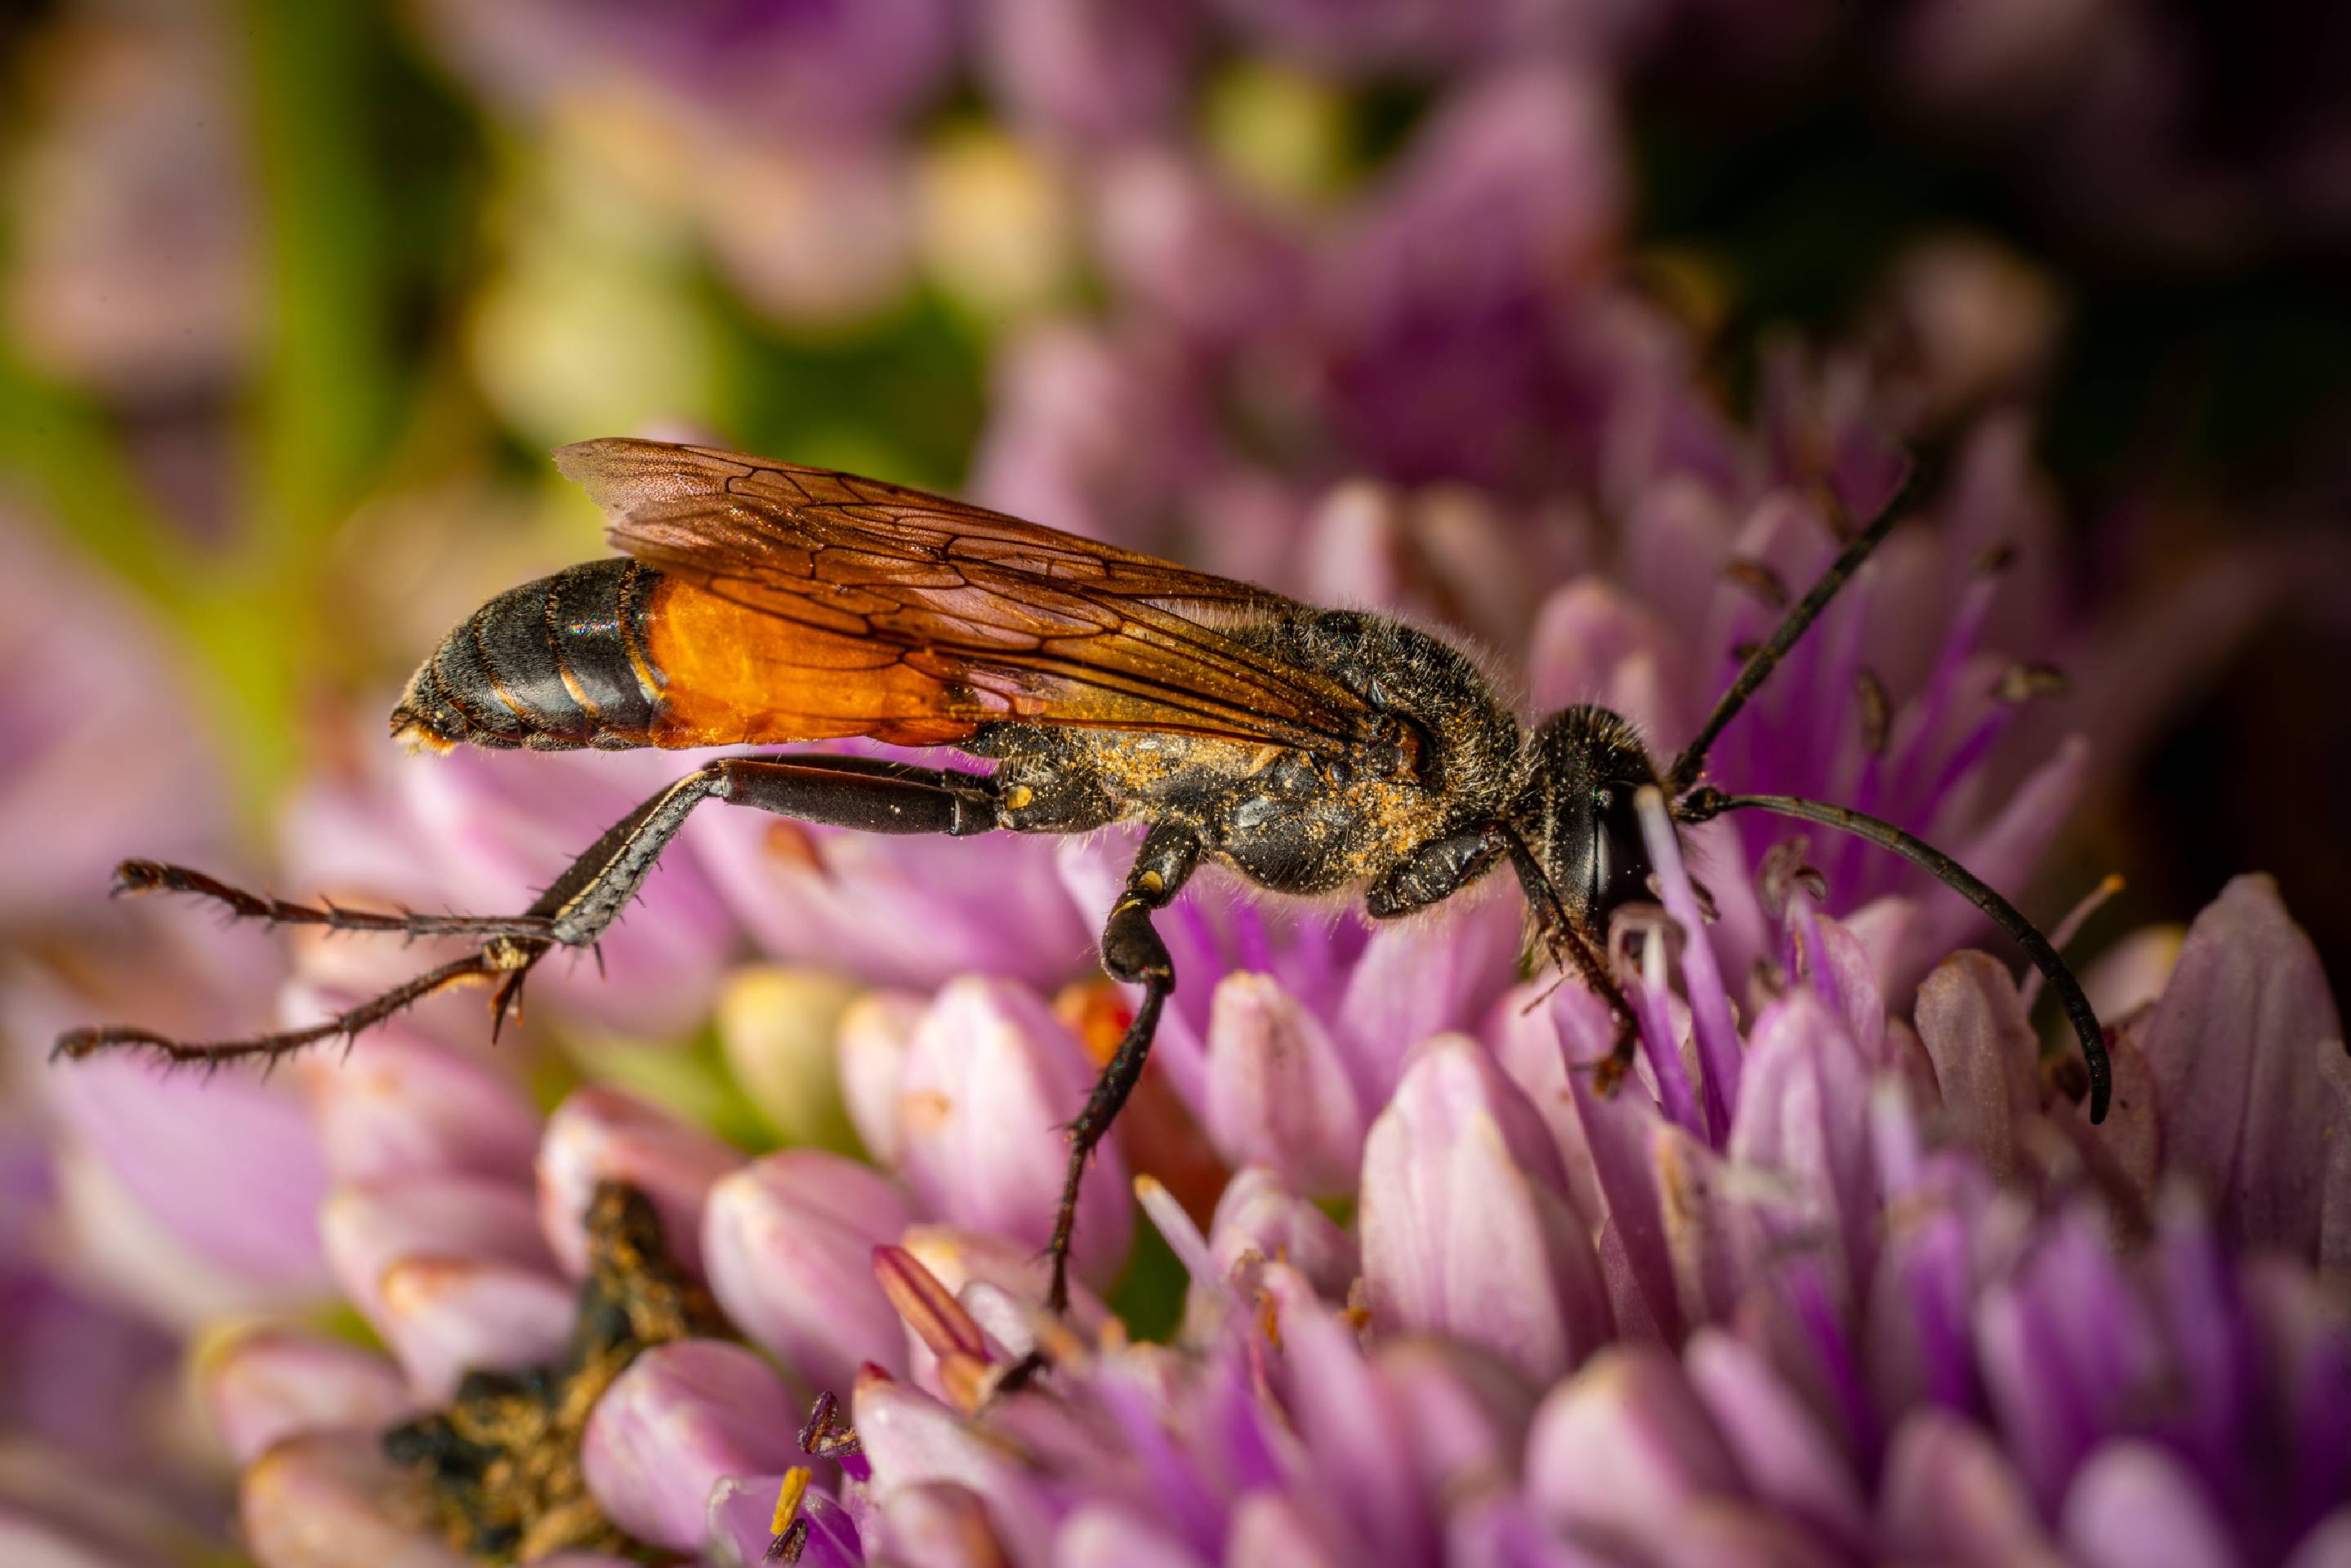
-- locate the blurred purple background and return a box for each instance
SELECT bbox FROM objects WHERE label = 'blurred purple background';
[1,2,2347,1563]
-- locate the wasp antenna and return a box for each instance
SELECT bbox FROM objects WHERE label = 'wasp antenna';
[1675,786,2111,1122]
[1666,454,1934,794]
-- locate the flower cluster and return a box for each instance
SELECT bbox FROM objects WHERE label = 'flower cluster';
[191,860,2347,1567]
[4,4,2345,1567]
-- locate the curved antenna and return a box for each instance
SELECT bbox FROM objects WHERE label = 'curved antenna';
[1665,458,1930,794]
[1676,786,2112,1124]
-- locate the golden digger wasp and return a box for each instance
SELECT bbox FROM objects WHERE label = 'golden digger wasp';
[59,438,2110,1311]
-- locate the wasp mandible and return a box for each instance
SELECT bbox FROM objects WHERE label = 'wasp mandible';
[58,439,2112,1312]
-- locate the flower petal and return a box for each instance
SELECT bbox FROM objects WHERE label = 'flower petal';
[1876,1410,2064,1568]
[320,1177,571,1400]
[1913,952,2041,1181]
[895,978,1131,1285]
[1225,1492,1354,1568]
[1201,972,1364,1196]
[1372,1338,1540,1506]
[857,1382,1057,1565]
[47,1050,328,1304]
[240,1431,467,1568]
[537,1085,740,1281]
[1332,894,1523,1102]
[866,1478,1017,1568]
[2058,1442,2238,1568]
[1685,1330,1869,1552]
[2285,1514,2351,1568]
[1054,1503,1211,1568]
[707,1474,860,1568]
[703,1149,916,1393]
[202,1325,413,1466]
[582,1340,802,1552]
[2139,875,2349,1266]
[296,1025,540,1187]
[1360,1036,1611,1383]
[1488,980,1606,1224]
[1523,1345,1745,1555]
[1205,1165,1357,1303]
[836,989,926,1169]
[1726,991,1880,1301]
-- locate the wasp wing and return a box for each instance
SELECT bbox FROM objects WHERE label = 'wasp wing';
[554,438,1376,755]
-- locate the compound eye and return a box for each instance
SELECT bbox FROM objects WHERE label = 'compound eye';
[1587,786,1654,925]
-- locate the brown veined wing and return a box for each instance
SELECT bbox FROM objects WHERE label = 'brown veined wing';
[554,438,1379,755]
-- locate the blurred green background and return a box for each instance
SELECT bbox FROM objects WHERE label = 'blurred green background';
[2,0,2346,956]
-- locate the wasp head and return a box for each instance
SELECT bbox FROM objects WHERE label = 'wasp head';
[1512,705,1661,929]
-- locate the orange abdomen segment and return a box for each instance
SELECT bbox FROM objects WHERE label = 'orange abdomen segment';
[390,559,1006,754]
[639,572,989,748]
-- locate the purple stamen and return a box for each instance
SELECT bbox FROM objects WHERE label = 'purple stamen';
[1637,788,1742,1134]
[1622,924,1703,1138]
[1883,571,1998,814]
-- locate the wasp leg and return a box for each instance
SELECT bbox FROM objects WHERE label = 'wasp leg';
[1046,824,1200,1315]
[51,948,528,1067]
[93,859,560,942]
[1364,824,1512,918]
[1497,831,1639,1086]
[54,755,999,1071]
[529,755,997,951]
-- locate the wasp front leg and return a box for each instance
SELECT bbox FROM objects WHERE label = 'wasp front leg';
[55,755,1001,1070]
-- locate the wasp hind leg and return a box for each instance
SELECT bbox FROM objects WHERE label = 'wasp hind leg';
[54,755,1001,1070]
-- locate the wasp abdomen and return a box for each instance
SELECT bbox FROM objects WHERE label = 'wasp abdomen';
[391,559,663,752]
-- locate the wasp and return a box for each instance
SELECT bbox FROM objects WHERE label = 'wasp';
[57,439,2111,1311]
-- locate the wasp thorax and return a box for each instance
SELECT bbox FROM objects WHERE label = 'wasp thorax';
[1515,705,1662,928]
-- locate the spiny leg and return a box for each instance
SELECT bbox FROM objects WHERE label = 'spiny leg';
[95,859,558,943]
[1046,824,1200,1315]
[51,945,540,1067]
[55,755,1000,1071]
[1501,830,1640,1087]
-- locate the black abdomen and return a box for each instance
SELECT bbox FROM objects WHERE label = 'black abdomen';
[390,559,663,751]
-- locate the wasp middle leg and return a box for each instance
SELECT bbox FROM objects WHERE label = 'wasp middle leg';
[1046,823,1200,1313]
[54,755,1001,1068]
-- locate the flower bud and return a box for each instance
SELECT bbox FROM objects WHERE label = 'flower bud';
[582,1340,802,1552]
[241,1431,466,1568]
[1878,1410,2062,1567]
[2060,1443,2237,1568]
[1205,1165,1356,1303]
[703,1149,916,1393]
[1055,1503,1210,1568]
[856,1382,1055,1566]
[865,1479,1013,1568]
[836,988,926,1168]
[320,1177,571,1401]
[297,1024,539,1186]
[716,964,863,1152]
[1201,972,1363,1196]
[894,978,1131,1285]
[1360,1036,1611,1383]
[537,1085,739,1280]
[202,1324,413,1465]
[2140,875,2349,1269]
[1524,1345,1746,1554]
